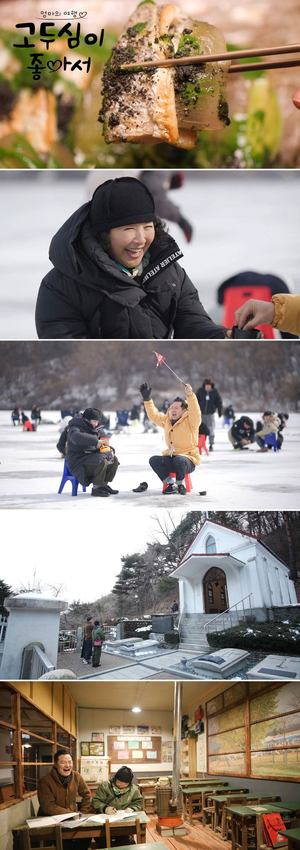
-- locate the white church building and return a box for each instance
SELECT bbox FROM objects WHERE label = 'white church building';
[171,520,298,623]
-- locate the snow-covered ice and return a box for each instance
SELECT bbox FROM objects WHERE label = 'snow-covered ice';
[0,410,299,509]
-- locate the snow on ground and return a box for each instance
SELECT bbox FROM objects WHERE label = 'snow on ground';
[0,172,300,338]
[0,410,299,509]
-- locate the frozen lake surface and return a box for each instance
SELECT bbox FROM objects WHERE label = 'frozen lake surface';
[0,410,299,509]
[0,171,299,338]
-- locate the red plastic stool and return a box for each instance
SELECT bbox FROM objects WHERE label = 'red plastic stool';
[222,285,276,339]
[198,434,209,456]
[162,472,192,492]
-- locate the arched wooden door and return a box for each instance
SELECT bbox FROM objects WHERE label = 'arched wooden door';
[203,567,228,614]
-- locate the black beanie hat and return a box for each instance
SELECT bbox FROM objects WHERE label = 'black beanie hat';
[83,408,102,422]
[113,766,133,785]
[89,178,155,237]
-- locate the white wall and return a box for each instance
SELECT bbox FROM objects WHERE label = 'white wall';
[78,708,173,774]
[0,795,38,850]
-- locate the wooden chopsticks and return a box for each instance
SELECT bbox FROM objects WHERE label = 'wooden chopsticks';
[229,58,300,74]
[120,42,300,72]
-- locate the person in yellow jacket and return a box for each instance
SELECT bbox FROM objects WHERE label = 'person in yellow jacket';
[235,294,300,337]
[140,381,201,495]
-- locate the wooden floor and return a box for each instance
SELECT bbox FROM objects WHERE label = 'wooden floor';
[145,816,232,850]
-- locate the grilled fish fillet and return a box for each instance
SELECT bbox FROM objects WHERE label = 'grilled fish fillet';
[100,2,230,148]
[101,1,179,144]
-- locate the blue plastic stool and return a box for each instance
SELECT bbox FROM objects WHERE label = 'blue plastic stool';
[58,459,87,496]
[264,433,280,452]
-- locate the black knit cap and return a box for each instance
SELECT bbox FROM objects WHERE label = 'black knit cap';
[113,766,133,785]
[89,178,155,237]
[83,408,102,422]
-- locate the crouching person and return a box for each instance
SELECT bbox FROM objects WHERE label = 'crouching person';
[92,766,143,846]
[140,382,201,495]
[255,411,281,452]
[38,750,91,849]
[228,416,255,450]
[67,408,119,497]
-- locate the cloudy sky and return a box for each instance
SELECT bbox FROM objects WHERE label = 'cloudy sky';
[1,509,185,603]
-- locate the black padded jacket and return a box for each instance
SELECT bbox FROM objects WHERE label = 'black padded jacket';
[35,204,226,340]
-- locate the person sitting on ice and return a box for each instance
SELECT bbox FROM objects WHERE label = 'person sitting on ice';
[66,408,119,498]
[21,412,34,432]
[139,382,201,495]
[255,411,281,452]
[228,415,255,450]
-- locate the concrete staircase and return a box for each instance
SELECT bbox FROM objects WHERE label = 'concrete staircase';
[179,611,246,654]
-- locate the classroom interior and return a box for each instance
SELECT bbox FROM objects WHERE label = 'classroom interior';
[0,679,300,850]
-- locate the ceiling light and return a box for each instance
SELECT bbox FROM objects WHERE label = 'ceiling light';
[131,706,142,713]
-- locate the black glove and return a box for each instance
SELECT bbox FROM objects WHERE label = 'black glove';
[140,382,152,401]
[179,216,193,243]
[170,172,184,190]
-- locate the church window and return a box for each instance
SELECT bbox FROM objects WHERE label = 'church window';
[206,535,216,554]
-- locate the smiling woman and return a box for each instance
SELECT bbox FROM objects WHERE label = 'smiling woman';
[35,176,227,340]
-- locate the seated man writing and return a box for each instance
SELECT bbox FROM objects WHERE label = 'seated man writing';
[92,766,143,848]
[140,382,201,495]
[38,750,91,849]
[66,407,119,497]
[92,765,143,815]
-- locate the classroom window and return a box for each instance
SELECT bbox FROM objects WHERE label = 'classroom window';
[20,700,53,740]
[0,684,77,806]
[206,682,300,781]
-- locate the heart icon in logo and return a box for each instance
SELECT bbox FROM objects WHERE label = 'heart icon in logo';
[47,60,61,71]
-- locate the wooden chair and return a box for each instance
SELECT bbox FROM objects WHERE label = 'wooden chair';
[104,815,141,847]
[23,824,63,850]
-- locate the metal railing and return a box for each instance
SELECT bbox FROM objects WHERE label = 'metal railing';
[58,630,78,652]
[178,604,186,641]
[203,593,253,634]
[20,643,55,679]
[0,617,8,643]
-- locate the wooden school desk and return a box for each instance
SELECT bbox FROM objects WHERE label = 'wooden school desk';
[13,812,149,849]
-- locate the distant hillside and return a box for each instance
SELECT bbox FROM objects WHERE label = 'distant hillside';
[0,341,299,410]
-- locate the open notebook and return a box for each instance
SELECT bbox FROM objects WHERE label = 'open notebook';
[27,810,139,829]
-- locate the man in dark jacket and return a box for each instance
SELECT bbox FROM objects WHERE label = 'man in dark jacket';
[196,379,223,451]
[228,416,255,449]
[35,177,227,340]
[66,408,119,497]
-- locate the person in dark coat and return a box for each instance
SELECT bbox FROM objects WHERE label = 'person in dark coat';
[228,416,255,449]
[66,408,119,497]
[196,379,223,451]
[31,405,42,425]
[35,178,227,340]
[11,407,21,425]
[81,616,94,664]
[223,404,235,426]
